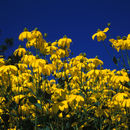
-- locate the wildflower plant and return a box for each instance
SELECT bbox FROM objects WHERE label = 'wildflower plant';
[0,25,129,129]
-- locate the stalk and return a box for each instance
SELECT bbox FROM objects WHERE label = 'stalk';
[120,50,127,70]
[102,41,119,69]
[125,49,130,67]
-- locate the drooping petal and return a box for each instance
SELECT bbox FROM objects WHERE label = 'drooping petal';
[92,33,97,40]
[109,39,115,43]
[103,27,109,33]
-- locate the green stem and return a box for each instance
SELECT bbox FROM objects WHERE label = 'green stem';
[102,41,119,69]
[35,73,38,130]
[125,49,130,67]
[120,50,127,70]
[81,68,83,88]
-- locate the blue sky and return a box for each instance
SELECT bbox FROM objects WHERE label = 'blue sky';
[0,0,130,70]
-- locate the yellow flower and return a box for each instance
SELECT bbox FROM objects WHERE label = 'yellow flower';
[18,104,30,115]
[0,97,6,104]
[13,95,25,104]
[0,57,5,67]
[19,30,32,41]
[56,49,66,58]
[21,54,36,65]
[12,86,24,93]
[122,99,130,108]
[50,54,60,61]
[58,37,72,48]
[127,34,130,40]
[58,100,68,112]
[58,112,63,118]
[27,37,46,49]
[31,30,43,38]
[92,27,109,41]
[0,55,3,58]
[51,41,58,46]
[17,63,28,72]
[13,48,26,57]
[67,94,84,108]
[66,114,70,118]
[0,65,18,75]
[42,64,56,76]
[112,92,130,107]
[109,37,130,52]
[31,59,46,68]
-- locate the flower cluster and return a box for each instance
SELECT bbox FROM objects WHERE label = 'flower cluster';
[0,27,129,129]
[109,34,130,52]
[92,27,109,42]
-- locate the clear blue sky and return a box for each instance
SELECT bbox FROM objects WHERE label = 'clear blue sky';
[0,0,130,70]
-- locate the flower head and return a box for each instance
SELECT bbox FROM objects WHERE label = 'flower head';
[92,27,109,42]
[19,28,32,41]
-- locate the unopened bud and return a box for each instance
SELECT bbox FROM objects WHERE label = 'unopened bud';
[107,23,111,27]
[63,35,67,38]
[36,54,40,59]
[29,52,32,55]
[122,36,127,40]
[44,33,47,38]
[18,45,22,48]
[83,53,86,57]
[79,53,83,56]
[117,36,121,40]
[8,58,11,62]
[97,29,101,32]
[24,27,28,31]
[34,28,38,31]
[95,56,98,59]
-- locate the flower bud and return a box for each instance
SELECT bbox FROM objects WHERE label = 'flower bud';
[34,28,38,31]
[63,35,67,38]
[24,27,28,31]
[44,33,47,38]
[83,53,86,57]
[29,52,32,55]
[97,29,101,32]
[18,45,23,48]
[122,36,127,40]
[36,54,40,59]
[107,23,111,27]
[117,36,121,40]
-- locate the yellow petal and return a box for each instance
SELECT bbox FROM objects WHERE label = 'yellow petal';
[92,33,97,40]
[103,27,109,33]
[109,39,115,43]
